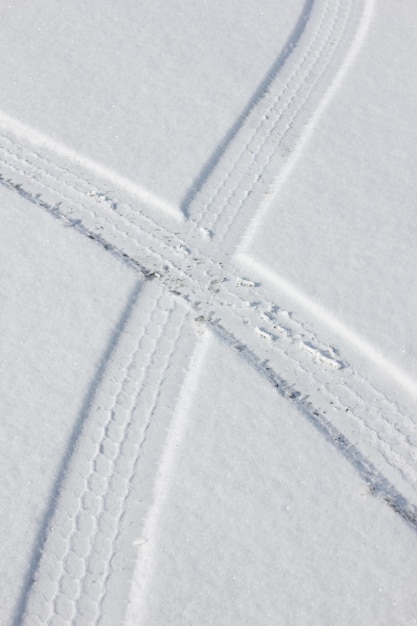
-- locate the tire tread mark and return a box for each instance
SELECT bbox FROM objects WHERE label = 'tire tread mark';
[212,317,417,530]
[1,165,416,505]
[96,306,196,626]
[21,283,182,625]
[187,0,335,232]
[186,0,348,241]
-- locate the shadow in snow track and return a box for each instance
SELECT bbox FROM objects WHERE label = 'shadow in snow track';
[180,0,314,217]
[12,280,143,626]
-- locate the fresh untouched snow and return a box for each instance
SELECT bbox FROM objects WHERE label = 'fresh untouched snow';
[0,1,417,625]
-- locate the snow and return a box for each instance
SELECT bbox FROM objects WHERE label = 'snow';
[128,334,417,626]
[0,0,303,210]
[242,0,417,405]
[0,184,139,624]
[1,1,417,625]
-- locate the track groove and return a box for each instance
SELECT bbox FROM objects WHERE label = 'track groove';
[21,285,195,625]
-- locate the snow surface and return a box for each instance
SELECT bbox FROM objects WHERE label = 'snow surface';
[1,1,417,625]
[128,334,417,626]
[0,0,302,210]
[242,0,417,405]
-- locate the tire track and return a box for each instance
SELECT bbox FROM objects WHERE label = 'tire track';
[21,283,196,625]
[186,0,335,236]
[2,1,417,622]
[0,0,371,252]
[3,164,416,523]
[186,0,370,250]
[213,318,417,530]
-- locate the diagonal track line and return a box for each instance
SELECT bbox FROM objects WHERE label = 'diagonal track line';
[21,284,197,625]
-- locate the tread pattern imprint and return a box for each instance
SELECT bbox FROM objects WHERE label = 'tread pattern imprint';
[1,0,416,624]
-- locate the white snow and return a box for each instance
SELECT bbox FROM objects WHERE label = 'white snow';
[242,0,417,405]
[1,1,417,625]
[128,334,417,626]
[0,0,303,210]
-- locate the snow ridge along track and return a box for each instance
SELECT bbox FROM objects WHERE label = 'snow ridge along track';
[21,283,196,626]
[2,0,417,623]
